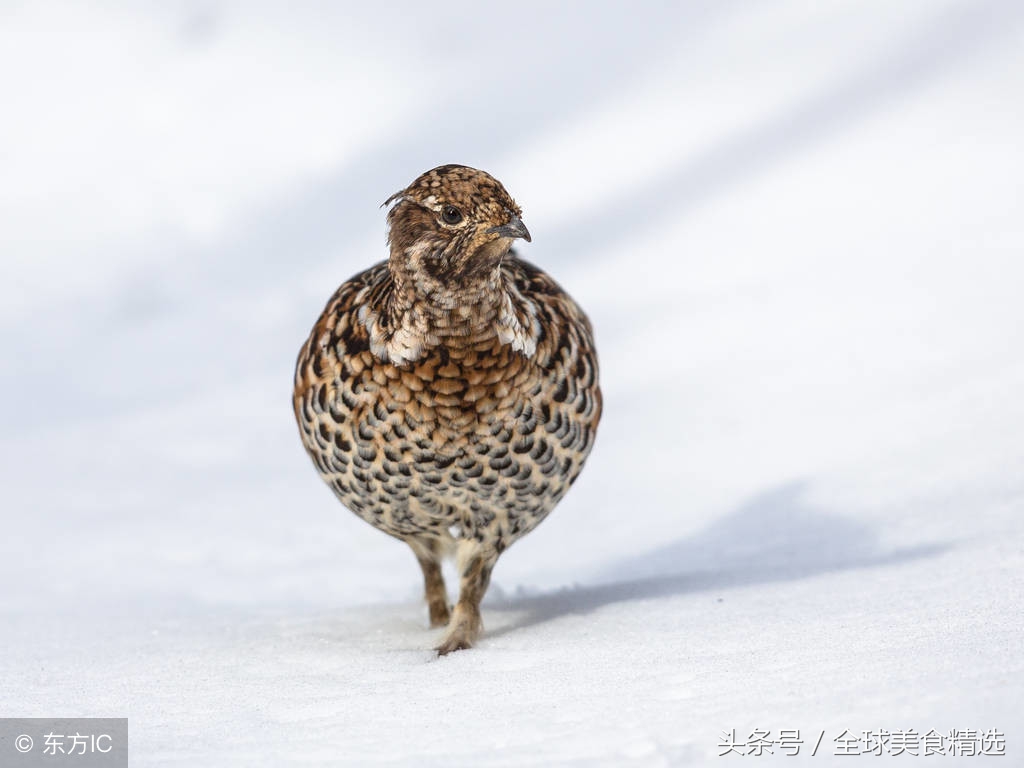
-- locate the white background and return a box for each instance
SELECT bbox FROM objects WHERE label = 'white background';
[1,1,1022,765]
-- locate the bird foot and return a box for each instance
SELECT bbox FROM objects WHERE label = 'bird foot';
[428,601,451,629]
[434,611,481,656]
[434,634,474,656]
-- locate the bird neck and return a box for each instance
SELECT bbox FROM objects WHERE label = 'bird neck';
[388,263,506,337]
[363,260,538,366]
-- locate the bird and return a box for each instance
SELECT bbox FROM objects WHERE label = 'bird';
[293,164,601,654]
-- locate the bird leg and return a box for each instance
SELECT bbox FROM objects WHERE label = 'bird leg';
[435,544,496,655]
[408,538,450,628]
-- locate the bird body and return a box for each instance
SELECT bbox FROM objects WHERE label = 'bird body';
[293,165,601,653]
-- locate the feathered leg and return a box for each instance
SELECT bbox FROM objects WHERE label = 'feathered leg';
[436,541,497,655]
[408,537,450,628]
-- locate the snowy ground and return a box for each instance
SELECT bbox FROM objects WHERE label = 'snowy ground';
[2,1,1023,765]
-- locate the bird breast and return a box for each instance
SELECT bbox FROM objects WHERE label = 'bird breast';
[340,339,534,454]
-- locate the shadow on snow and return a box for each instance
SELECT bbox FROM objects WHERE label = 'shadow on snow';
[484,481,947,638]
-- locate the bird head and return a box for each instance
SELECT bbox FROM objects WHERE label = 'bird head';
[384,165,531,289]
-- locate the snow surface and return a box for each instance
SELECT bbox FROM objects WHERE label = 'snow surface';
[2,1,1023,765]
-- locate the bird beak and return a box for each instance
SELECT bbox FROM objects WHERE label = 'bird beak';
[487,216,532,243]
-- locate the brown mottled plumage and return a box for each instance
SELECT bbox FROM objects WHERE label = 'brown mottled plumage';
[293,165,601,654]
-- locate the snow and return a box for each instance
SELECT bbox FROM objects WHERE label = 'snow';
[2,1,1023,765]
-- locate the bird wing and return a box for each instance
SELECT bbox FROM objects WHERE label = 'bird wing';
[502,254,603,444]
[293,260,390,410]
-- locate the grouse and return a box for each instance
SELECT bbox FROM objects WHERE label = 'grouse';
[293,165,601,654]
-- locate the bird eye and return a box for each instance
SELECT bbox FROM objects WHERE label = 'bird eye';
[441,205,463,225]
